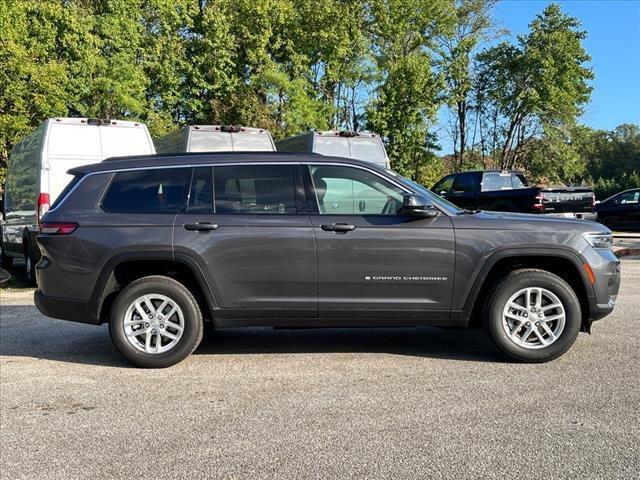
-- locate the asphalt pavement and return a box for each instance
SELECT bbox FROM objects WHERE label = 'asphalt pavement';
[1,259,639,479]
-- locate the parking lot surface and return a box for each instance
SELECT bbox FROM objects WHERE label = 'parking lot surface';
[1,259,639,479]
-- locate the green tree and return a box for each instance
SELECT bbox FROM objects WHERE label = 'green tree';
[366,0,454,179]
[474,3,593,172]
[437,0,498,171]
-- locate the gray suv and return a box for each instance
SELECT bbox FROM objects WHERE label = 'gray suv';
[34,153,621,367]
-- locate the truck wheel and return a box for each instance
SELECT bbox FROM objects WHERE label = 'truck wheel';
[483,269,581,363]
[109,275,203,368]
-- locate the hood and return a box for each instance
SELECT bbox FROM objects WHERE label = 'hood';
[453,211,610,235]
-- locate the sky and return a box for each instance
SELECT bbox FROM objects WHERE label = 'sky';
[437,0,640,150]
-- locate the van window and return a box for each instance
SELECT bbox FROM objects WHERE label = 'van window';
[314,137,350,157]
[189,131,233,152]
[213,165,297,214]
[102,168,190,213]
[230,132,273,151]
[349,137,386,166]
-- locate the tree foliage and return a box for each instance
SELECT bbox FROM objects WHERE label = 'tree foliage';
[0,1,636,193]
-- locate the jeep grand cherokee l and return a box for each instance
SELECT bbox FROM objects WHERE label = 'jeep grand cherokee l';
[34,153,621,367]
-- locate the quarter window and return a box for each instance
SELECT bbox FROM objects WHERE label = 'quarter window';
[102,168,190,214]
[213,165,297,214]
[309,165,404,215]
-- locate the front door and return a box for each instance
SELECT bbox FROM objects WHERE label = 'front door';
[304,164,455,323]
[173,164,316,323]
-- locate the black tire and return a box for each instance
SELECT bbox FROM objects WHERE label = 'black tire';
[109,275,204,368]
[23,242,37,286]
[483,269,581,363]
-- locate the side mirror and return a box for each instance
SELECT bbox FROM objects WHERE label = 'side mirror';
[400,195,438,218]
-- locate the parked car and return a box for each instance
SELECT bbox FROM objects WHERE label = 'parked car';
[595,188,640,232]
[432,170,596,218]
[275,130,390,168]
[34,153,619,367]
[154,125,275,153]
[0,118,155,283]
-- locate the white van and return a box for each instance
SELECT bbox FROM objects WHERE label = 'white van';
[154,125,276,153]
[0,118,155,282]
[275,131,390,168]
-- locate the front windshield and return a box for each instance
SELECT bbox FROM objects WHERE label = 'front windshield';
[386,170,463,214]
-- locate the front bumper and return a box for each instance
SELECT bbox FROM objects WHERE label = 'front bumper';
[582,246,621,322]
[34,290,100,325]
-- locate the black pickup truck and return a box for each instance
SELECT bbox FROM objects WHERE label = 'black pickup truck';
[432,171,596,218]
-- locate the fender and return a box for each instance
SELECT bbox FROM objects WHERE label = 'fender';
[456,246,595,319]
[90,250,218,323]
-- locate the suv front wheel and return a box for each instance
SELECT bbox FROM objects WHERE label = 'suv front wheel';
[484,269,581,362]
[109,276,204,368]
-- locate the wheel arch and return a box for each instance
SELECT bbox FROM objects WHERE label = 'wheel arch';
[92,251,218,325]
[462,248,594,331]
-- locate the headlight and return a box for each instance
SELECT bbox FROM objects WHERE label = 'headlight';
[584,232,613,249]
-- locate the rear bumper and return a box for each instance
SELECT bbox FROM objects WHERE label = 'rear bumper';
[34,290,100,325]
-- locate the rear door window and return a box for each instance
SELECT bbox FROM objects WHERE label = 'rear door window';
[102,168,190,213]
[213,165,297,214]
[187,167,214,214]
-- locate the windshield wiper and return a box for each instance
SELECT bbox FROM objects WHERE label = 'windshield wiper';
[458,209,480,215]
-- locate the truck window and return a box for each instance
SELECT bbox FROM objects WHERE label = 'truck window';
[433,175,454,194]
[452,173,480,193]
[102,168,190,214]
[482,172,518,192]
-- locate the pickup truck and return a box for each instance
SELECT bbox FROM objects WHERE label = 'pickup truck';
[432,171,596,218]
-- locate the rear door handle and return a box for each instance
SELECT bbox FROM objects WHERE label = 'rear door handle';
[184,222,219,232]
[320,223,356,233]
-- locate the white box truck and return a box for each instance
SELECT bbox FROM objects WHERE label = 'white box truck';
[154,125,276,153]
[0,118,155,283]
[275,131,390,168]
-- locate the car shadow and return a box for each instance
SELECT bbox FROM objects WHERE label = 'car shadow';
[195,326,502,363]
[0,305,503,367]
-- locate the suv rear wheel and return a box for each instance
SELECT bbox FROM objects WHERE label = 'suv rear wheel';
[483,269,581,362]
[109,275,204,368]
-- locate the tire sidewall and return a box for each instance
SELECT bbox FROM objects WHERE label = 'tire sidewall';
[109,277,202,368]
[486,272,581,362]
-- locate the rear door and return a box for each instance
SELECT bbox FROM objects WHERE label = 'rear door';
[304,163,455,323]
[173,163,317,323]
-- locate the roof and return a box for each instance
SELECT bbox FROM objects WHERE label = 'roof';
[69,151,387,175]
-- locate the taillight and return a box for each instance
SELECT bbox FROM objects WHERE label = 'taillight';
[37,193,50,225]
[592,193,596,209]
[533,193,545,211]
[39,222,78,235]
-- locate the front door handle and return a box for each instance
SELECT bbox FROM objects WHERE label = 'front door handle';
[320,223,357,233]
[184,222,219,232]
